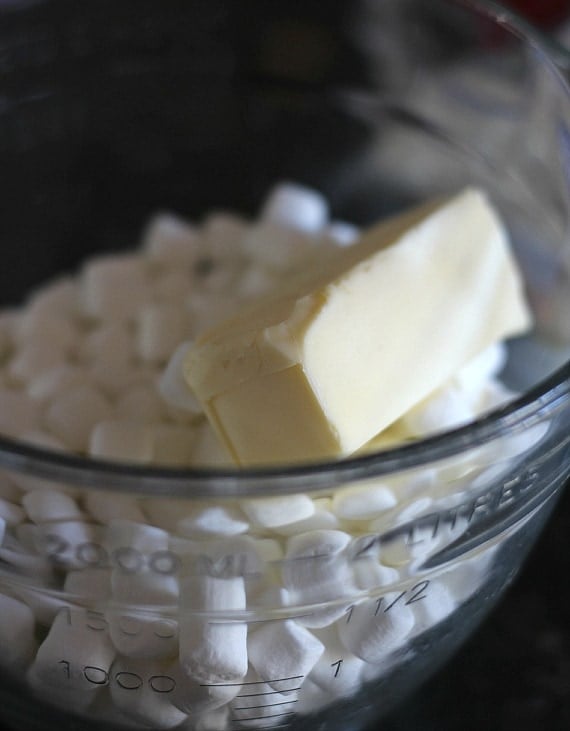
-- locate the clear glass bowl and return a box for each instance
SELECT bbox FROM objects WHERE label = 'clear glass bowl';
[0,1,569,730]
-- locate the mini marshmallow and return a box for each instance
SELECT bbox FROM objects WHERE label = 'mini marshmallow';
[27,665,101,715]
[159,342,203,413]
[143,212,200,265]
[196,705,231,731]
[116,384,166,423]
[0,473,22,502]
[282,530,356,629]
[89,353,134,397]
[106,605,179,660]
[270,500,339,537]
[27,364,92,403]
[31,520,97,570]
[89,420,154,464]
[177,505,250,539]
[23,489,83,523]
[332,482,397,521]
[236,265,275,301]
[260,182,329,232]
[105,520,170,556]
[229,668,300,727]
[44,384,113,452]
[136,303,188,364]
[25,277,79,318]
[64,568,112,600]
[15,311,78,354]
[191,423,232,466]
[153,270,194,302]
[109,656,188,730]
[79,322,133,364]
[0,389,39,438]
[32,607,116,691]
[80,254,150,322]
[408,580,457,637]
[201,211,248,259]
[168,661,240,715]
[85,492,146,525]
[185,292,241,333]
[337,595,416,663]
[242,222,315,273]
[308,626,365,697]
[324,220,360,246]
[455,342,507,391]
[248,620,324,690]
[0,496,25,525]
[399,382,476,437]
[0,593,36,669]
[179,574,248,684]
[151,424,197,466]
[241,495,315,530]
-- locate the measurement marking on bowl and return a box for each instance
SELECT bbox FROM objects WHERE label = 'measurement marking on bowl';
[200,675,303,688]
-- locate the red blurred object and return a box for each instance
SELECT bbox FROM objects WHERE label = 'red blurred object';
[501,0,570,29]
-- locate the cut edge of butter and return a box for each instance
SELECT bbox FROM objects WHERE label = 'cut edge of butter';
[184,188,532,466]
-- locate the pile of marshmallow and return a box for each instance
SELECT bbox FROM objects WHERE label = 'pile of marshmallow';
[0,183,532,730]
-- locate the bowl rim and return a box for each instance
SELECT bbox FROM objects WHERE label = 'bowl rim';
[0,0,569,497]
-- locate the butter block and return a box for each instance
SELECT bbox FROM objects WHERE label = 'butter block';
[184,189,532,465]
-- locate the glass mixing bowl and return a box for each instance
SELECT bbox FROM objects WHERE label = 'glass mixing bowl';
[0,1,569,730]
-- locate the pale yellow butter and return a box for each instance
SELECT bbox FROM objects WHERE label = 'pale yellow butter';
[184,189,532,465]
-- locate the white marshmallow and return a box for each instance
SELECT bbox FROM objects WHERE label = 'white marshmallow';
[153,270,194,302]
[143,212,200,265]
[179,574,248,684]
[106,605,179,660]
[159,341,203,413]
[455,342,507,391]
[89,353,134,397]
[0,389,40,438]
[30,520,96,570]
[242,222,314,273]
[25,277,79,318]
[308,627,365,697]
[27,665,101,715]
[324,220,360,246]
[136,303,188,364]
[85,492,146,525]
[399,382,475,437]
[337,594,416,663]
[282,530,356,629]
[168,661,239,715]
[241,495,315,530]
[191,423,232,466]
[408,580,457,637]
[109,656,188,729]
[248,620,324,690]
[27,364,92,403]
[332,482,397,521]
[64,568,112,599]
[0,472,22,501]
[229,669,300,727]
[0,496,25,525]
[151,423,197,466]
[116,384,166,423]
[296,677,334,715]
[236,265,275,301]
[202,211,248,259]
[89,420,154,464]
[15,311,78,354]
[105,520,170,556]
[273,501,339,537]
[80,254,150,322]
[32,607,116,691]
[186,292,241,333]
[177,505,249,539]
[79,322,133,364]
[23,489,83,523]
[260,182,329,232]
[44,384,113,452]
[0,593,36,669]
[196,705,231,731]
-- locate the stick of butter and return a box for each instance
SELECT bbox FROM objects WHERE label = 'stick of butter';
[184,188,532,465]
